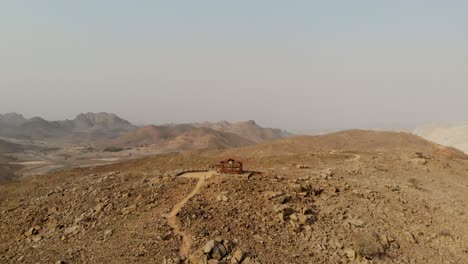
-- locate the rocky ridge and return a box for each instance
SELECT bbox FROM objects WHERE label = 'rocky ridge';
[0,134,467,263]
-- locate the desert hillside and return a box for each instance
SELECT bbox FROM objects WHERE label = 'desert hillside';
[0,139,23,181]
[1,130,467,263]
[0,139,24,154]
[0,139,54,181]
[415,124,468,154]
[216,130,467,160]
[108,125,255,151]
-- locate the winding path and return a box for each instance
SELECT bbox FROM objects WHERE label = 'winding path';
[166,171,215,257]
[167,153,358,256]
[329,150,361,162]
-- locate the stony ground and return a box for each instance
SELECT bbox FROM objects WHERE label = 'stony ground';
[1,149,468,263]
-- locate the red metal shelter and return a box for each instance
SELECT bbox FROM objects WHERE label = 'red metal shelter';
[219,158,243,174]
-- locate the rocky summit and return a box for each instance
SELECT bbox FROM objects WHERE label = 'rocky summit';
[4,2,467,263]
[0,131,467,263]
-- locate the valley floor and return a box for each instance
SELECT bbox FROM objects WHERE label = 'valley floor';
[3,144,170,179]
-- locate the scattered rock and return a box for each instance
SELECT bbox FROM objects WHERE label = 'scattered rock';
[298,214,309,224]
[188,239,258,264]
[344,249,356,260]
[320,169,334,180]
[162,257,182,264]
[412,158,428,166]
[347,218,365,228]
[203,240,218,254]
[31,235,43,242]
[211,244,227,260]
[122,205,137,215]
[288,183,303,193]
[232,248,246,263]
[216,195,229,202]
[24,226,40,237]
[403,231,417,244]
[64,225,80,235]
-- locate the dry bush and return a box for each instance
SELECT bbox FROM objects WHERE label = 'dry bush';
[408,177,426,191]
[438,230,453,238]
[103,146,124,152]
[408,177,419,186]
[352,232,384,259]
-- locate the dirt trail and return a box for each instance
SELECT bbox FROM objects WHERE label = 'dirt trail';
[329,150,361,161]
[166,171,215,257]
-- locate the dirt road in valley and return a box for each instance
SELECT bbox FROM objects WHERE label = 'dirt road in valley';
[166,171,215,257]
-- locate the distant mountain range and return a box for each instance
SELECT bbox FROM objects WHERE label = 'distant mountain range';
[415,123,468,154]
[193,120,291,143]
[0,113,291,150]
[103,118,292,151]
[0,112,135,141]
[220,129,467,159]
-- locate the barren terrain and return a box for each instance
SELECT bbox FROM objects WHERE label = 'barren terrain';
[0,131,467,263]
[0,113,290,180]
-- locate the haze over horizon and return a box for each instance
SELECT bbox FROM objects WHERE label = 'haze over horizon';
[2,1,468,133]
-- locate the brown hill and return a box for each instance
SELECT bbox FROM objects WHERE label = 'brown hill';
[216,129,468,159]
[1,136,468,263]
[194,120,291,143]
[108,124,255,151]
[0,139,24,154]
[0,156,21,182]
[0,140,25,182]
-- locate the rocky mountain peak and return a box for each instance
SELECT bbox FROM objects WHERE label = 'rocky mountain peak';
[0,112,27,126]
[244,120,258,126]
[73,112,134,129]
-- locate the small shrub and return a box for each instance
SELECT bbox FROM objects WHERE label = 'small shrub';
[103,146,124,152]
[438,230,453,238]
[352,232,384,259]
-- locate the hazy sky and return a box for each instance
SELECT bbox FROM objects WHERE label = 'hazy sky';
[1,1,467,133]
